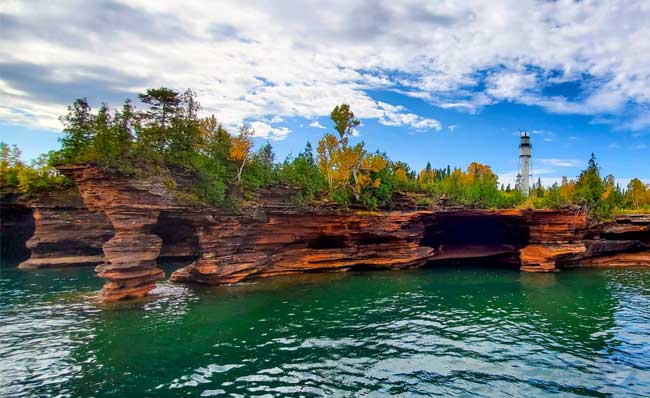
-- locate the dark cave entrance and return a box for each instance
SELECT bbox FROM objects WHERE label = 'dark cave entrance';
[420,212,530,268]
[154,212,200,272]
[0,203,35,264]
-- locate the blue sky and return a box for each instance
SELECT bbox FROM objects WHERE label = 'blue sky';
[1,0,649,187]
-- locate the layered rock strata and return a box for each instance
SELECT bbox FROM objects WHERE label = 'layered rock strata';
[170,210,435,285]
[58,165,183,301]
[519,209,588,272]
[9,164,644,302]
[16,191,114,268]
[561,214,650,268]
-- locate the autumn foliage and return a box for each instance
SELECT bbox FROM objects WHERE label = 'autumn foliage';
[6,87,647,217]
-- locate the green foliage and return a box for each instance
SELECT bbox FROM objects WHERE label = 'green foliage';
[44,91,648,215]
[240,145,278,195]
[279,143,326,203]
[330,104,360,145]
[1,143,71,196]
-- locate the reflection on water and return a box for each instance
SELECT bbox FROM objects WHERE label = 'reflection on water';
[1,263,649,397]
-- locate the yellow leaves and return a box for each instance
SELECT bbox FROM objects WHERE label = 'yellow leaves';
[316,128,387,199]
[395,168,408,183]
[466,162,495,179]
[418,168,434,184]
[317,133,339,187]
[601,186,613,201]
[229,125,253,162]
[358,174,369,187]
[366,153,387,172]
[560,177,576,199]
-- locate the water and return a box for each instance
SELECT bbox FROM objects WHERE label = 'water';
[1,262,650,398]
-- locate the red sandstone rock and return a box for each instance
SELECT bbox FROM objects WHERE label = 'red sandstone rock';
[46,164,648,302]
[520,243,587,272]
[16,190,114,268]
[58,164,182,301]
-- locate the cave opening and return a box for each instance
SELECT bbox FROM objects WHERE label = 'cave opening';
[0,203,35,264]
[307,235,348,249]
[154,212,200,270]
[420,213,530,268]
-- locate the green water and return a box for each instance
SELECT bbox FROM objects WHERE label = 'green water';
[1,263,650,397]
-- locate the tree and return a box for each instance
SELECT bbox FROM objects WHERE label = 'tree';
[317,133,338,189]
[112,99,136,152]
[230,124,254,184]
[330,104,360,146]
[418,161,436,185]
[138,87,181,132]
[199,115,231,161]
[393,161,410,185]
[58,98,94,162]
[0,143,10,174]
[137,87,183,154]
[280,143,326,202]
[574,153,605,215]
[627,178,648,209]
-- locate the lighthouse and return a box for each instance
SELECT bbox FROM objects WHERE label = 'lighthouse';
[516,131,532,195]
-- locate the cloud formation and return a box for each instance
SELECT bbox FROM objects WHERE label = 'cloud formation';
[1,0,649,138]
[309,120,326,129]
[538,158,581,168]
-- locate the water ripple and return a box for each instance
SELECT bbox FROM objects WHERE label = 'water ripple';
[1,266,650,397]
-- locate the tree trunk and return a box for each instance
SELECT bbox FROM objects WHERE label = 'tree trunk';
[236,156,248,184]
[352,166,360,201]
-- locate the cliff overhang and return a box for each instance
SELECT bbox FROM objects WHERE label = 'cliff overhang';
[7,164,648,302]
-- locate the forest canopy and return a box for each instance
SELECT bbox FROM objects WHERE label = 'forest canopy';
[2,87,649,218]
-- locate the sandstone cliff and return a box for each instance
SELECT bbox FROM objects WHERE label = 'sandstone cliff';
[7,164,649,302]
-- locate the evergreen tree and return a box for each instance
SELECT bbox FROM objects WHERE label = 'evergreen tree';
[58,98,94,162]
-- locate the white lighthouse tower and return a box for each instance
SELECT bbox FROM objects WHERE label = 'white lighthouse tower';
[516,131,532,195]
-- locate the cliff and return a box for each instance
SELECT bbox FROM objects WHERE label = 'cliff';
[16,190,114,268]
[561,214,650,267]
[7,164,649,302]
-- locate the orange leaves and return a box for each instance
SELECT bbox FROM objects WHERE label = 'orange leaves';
[364,153,387,173]
[466,162,496,180]
[229,125,253,162]
[601,186,613,201]
[395,168,408,183]
[230,124,255,183]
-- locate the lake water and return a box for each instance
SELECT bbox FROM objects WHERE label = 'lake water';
[1,262,649,397]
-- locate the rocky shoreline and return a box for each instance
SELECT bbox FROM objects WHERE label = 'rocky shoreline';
[2,164,649,302]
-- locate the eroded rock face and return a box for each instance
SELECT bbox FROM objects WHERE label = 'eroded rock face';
[171,210,436,285]
[519,210,588,272]
[560,214,650,268]
[58,164,183,301]
[16,191,114,269]
[45,164,649,302]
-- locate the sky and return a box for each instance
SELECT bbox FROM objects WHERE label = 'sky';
[1,0,649,187]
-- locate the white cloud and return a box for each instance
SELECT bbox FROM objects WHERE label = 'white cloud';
[249,121,291,141]
[486,71,537,100]
[1,0,650,138]
[538,158,581,167]
[448,125,457,132]
[309,120,326,129]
